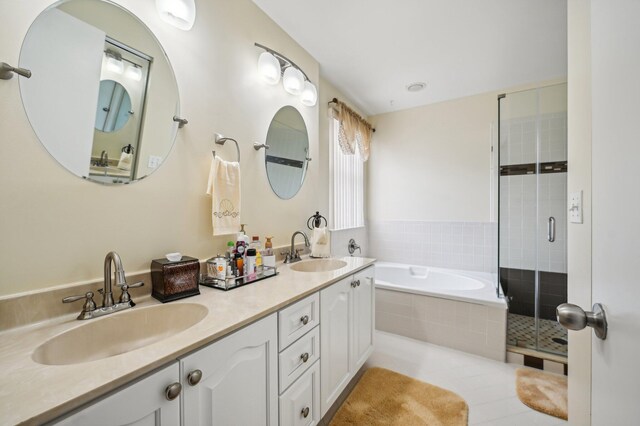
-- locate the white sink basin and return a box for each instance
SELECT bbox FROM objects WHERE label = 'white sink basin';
[32,303,208,365]
[289,259,348,273]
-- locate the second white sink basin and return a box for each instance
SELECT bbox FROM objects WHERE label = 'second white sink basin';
[289,259,348,273]
[32,303,208,365]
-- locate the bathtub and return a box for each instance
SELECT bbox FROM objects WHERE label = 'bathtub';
[375,262,508,361]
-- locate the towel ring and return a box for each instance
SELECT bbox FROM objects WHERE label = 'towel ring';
[307,211,327,230]
[213,133,241,162]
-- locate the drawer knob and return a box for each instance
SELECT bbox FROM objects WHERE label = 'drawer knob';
[165,382,182,401]
[300,352,310,363]
[301,406,310,418]
[187,369,203,386]
[300,315,309,325]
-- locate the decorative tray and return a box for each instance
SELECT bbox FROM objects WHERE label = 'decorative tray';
[199,265,278,291]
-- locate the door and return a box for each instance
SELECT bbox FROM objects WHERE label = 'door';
[181,314,278,426]
[320,277,352,415]
[590,1,640,423]
[352,267,374,370]
[52,363,180,425]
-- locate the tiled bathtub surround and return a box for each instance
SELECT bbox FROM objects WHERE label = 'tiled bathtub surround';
[375,288,507,361]
[368,221,497,273]
[330,227,368,257]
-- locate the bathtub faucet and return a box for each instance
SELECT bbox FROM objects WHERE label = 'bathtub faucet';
[348,239,361,256]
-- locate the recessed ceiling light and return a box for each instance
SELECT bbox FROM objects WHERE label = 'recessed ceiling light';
[406,82,426,92]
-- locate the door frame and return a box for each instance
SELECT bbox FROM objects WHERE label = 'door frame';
[567,1,593,424]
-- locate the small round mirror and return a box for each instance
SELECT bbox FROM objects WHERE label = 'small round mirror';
[95,80,132,132]
[264,106,310,199]
[19,0,180,185]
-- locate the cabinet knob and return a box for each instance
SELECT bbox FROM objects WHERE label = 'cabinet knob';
[300,315,309,325]
[300,352,310,363]
[351,281,357,288]
[301,406,310,418]
[356,280,361,287]
[187,369,203,386]
[165,382,182,401]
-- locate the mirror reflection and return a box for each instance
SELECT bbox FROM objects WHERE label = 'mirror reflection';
[19,0,179,184]
[265,106,310,199]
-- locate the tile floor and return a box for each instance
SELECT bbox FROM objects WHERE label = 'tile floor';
[367,331,567,425]
[507,313,568,355]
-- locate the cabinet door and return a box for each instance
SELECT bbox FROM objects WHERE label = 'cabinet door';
[182,313,278,426]
[52,363,180,426]
[320,277,352,416]
[352,267,375,371]
[279,361,321,426]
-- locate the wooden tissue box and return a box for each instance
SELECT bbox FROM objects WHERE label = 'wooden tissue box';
[151,256,200,303]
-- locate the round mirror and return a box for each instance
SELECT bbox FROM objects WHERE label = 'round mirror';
[264,106,310,200]
[95,80,132,132]
[19,0,180,185]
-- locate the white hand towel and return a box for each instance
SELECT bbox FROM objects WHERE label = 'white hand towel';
[206,157,241,236]
[117,152,133,171]
[311,226,331,258]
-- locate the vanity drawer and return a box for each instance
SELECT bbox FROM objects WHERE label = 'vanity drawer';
[278,293,319,351]
[279,326,320,393]
[279,361,320,426]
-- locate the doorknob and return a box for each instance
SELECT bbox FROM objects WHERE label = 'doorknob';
[557,303,607,340]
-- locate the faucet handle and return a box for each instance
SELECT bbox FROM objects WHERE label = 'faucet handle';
[63,291,97,319]
[118,281,144,304]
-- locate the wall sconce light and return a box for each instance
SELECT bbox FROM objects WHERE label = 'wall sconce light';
[125,64,142,81]
[105,50,124,74]
[156,0,196,31]
[255,43,318,107]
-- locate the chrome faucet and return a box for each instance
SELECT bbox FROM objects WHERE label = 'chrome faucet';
[62,251,144,320]
[284,231,310,264]
[99,150,109,167]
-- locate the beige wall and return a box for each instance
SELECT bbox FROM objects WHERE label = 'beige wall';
[367,80,566,224]
[0,0,335,297]
[567,1,592,424]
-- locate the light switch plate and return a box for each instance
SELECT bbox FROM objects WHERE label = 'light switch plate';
[148,155,162,169]
[569,191,583,223]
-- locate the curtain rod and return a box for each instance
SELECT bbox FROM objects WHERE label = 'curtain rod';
[328,97,375,132]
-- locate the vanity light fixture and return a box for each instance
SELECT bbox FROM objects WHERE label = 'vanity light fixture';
[156,0,196,31]
[105,50,124,74]
[255,43,318,106]
[125,64,142,81]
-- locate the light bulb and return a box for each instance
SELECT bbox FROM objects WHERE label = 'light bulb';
[258,52,281,85]
[282,67,304,96]
[125,65,142,81]
[106,56,123,74]
[156,0,196,31]
[301,81,318,106]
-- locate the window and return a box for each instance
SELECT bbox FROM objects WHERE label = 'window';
[330,117,364,230]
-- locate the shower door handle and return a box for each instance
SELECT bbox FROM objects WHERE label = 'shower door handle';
[548,217,556,242]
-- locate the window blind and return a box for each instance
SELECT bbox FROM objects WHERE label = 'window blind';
[331,117,364,230]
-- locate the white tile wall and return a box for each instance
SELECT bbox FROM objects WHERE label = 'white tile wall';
[368,221,497,273]
[500,112,567,166]
[375,288,507,361]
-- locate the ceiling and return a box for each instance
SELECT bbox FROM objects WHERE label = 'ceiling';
[252,0,567,116]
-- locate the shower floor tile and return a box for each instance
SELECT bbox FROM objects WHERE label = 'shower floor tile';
[507,313,567,355]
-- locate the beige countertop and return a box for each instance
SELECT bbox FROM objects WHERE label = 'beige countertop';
[0,256,375,425]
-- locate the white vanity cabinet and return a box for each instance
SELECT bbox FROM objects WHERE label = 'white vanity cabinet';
[320,266,374,416]
[51,363,181,425]
[180,313,279,426]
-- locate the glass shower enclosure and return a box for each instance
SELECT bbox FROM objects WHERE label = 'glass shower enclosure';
[498,84,568,356]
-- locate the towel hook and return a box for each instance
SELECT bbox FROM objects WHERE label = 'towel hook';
[213,133,241,162]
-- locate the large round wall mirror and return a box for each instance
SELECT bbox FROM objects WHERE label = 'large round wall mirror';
[19,0,180,185]
[264,106,310,199]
